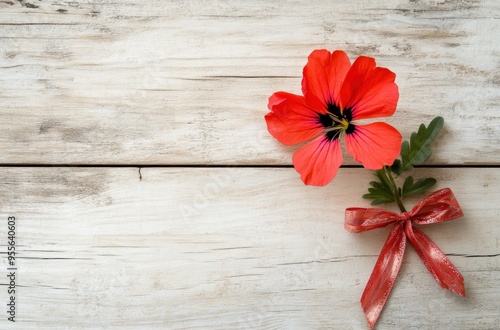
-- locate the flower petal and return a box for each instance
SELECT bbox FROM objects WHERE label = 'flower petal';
[292,135,343,186]
[340,56,399,120]
[265,91,324,146]
[302,49,351,110]
[344,122,402,170]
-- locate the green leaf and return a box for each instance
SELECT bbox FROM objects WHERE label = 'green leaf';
[367,187,394,200]
[375,169,393,191]
[363,173,397,204]
[362,193,395,205]
[369,181,392,195]
[401,176,437,197]
[402,176,414,195]
[363,189,393,201]
[371,199,393,206]
[395,116,444,174]
[390,159,402,175]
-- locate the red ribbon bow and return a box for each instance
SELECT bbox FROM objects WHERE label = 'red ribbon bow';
[344,188,465,328]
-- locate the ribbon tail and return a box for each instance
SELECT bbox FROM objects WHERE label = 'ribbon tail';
[361,223,406,329]
[406,226,465,297]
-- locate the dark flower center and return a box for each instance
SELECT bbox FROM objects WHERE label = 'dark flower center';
[318,104,355,140]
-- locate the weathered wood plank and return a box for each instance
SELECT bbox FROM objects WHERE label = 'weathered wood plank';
[0,0,498,165]
[0,167,498,328]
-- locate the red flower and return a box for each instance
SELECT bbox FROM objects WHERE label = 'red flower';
[265,50,402,186]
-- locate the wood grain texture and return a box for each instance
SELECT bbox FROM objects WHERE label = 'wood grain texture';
[0,0,498,165]
[1,1,499,329]
[0,167,498,329]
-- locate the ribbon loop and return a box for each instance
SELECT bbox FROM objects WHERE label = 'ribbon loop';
[345,208,401,233]
[408,188,464,225]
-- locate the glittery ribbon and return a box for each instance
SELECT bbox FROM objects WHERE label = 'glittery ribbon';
[345,188,465,328]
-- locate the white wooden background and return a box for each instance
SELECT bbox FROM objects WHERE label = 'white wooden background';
[0,0,499,329]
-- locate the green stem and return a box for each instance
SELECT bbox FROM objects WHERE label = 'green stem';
[383,166,407,212]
